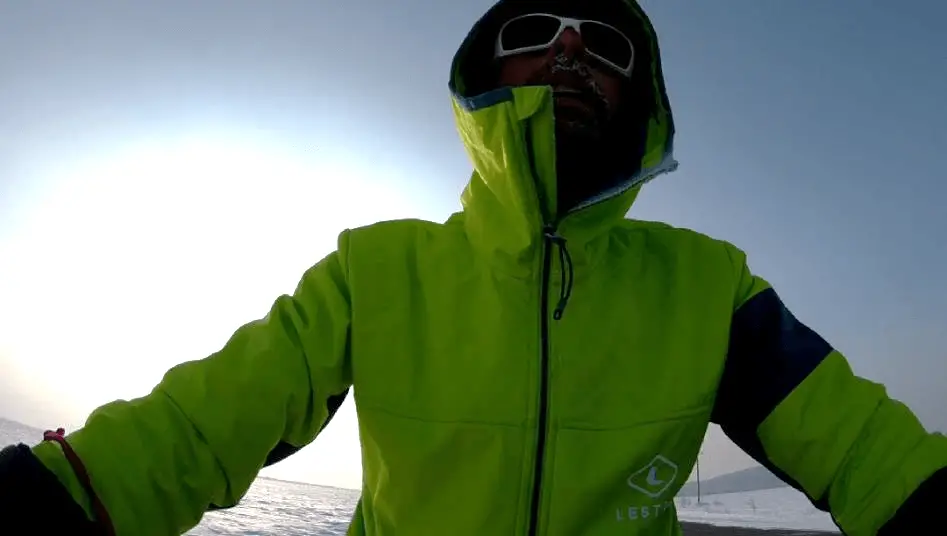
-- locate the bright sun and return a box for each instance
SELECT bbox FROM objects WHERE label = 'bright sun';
[0,134,416,488]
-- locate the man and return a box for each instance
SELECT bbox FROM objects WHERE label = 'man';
[1,0,945,534]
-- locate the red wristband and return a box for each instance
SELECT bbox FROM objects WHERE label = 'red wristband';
[43,428,116,536]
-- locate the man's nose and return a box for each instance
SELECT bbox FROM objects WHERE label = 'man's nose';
[552,27,587,59]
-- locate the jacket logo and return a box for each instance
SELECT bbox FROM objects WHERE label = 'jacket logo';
[626,455,678,498]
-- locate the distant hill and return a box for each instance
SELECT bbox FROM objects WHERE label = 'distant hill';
[0,417,45,446]
[678,465,788,497]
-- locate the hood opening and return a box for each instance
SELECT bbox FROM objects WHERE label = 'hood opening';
[451,0,652,100]
[448,0,678,216]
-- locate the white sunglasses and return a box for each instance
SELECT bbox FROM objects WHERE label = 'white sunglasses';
[494,13,635,77]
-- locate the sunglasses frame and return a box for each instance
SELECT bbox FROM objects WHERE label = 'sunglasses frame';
[494,13,635,78]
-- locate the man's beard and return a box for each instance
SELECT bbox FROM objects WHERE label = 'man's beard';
[528,53,614,141]
[527,54,622,213]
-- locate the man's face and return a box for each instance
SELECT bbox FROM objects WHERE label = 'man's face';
[495,14,631,141]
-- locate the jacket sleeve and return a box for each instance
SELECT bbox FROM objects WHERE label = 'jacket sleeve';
[712,245,947,535]
[31,233,354,536]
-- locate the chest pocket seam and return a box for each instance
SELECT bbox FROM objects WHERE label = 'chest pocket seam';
[560,404,711,431]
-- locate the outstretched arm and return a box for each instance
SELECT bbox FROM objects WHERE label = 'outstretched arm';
[712,246,947,535]
[3,233,355,536]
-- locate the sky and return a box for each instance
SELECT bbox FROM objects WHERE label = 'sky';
[1,0,945,491]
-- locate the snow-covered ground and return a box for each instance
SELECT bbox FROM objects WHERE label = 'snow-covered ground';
[675,487,839,532]
[189,478,359,536]
[190,478,841,535]
[0,417,44,446]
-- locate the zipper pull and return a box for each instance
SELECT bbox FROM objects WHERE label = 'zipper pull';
[542,226,574,320]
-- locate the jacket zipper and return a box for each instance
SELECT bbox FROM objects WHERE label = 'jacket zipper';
[518,89,676,534]
[527,229,555,536]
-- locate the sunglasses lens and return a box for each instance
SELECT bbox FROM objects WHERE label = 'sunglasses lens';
[580,22,633,70]
[500,15,561,52]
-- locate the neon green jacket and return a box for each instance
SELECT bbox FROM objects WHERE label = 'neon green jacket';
[34,1,947,535]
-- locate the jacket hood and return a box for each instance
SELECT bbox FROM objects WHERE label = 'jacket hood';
[447,0,678,267]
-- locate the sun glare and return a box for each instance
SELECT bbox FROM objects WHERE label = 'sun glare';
[0,133,416,428]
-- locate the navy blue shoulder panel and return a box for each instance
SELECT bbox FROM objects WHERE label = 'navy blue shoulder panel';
[713,287,832,428]
[711,287,834,509]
